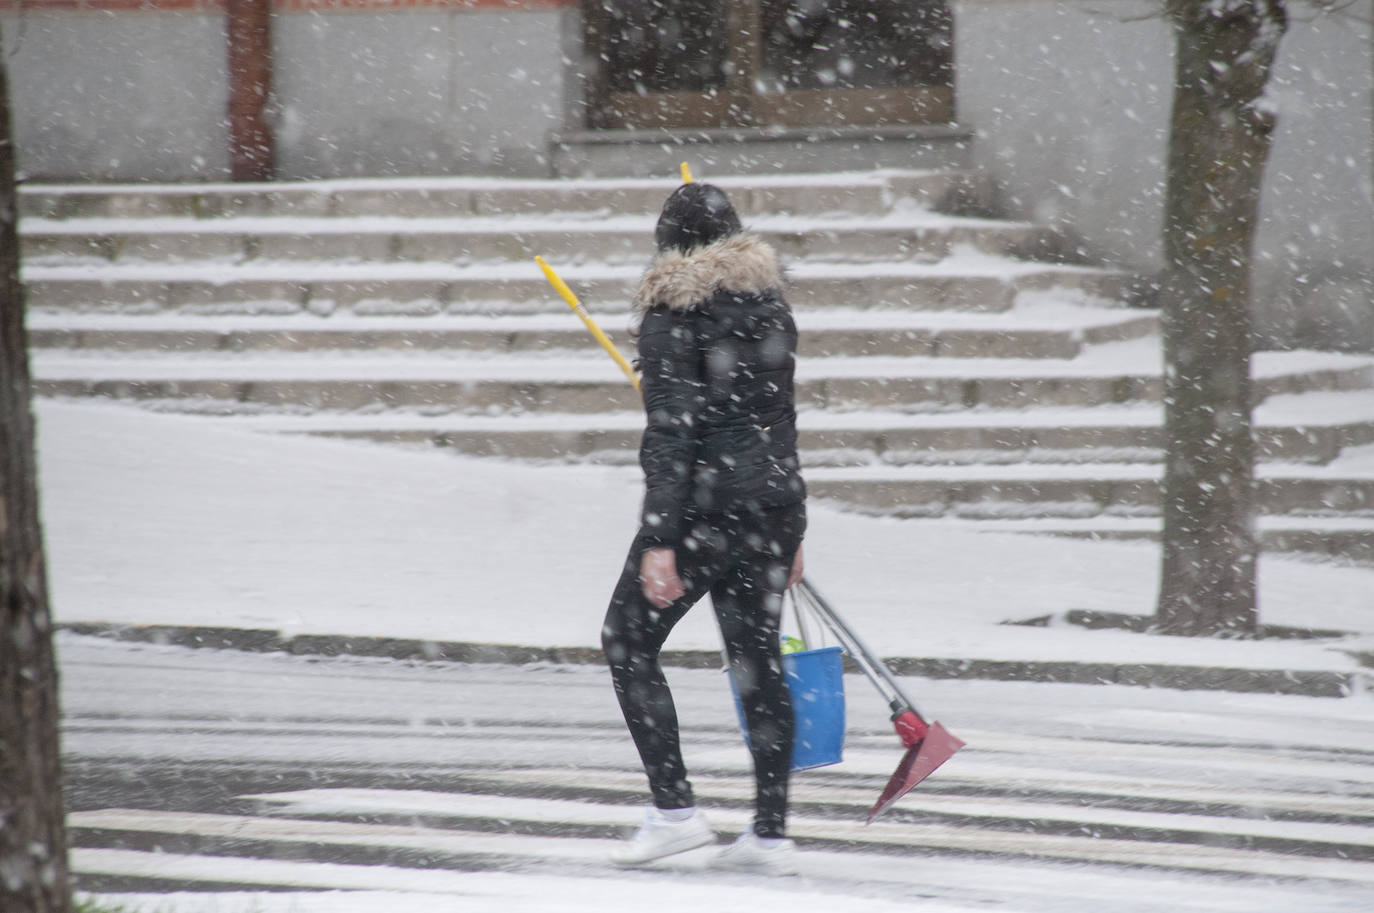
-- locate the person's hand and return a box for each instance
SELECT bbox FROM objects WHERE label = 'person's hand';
[787,544,805,589]
[640,548,685,608]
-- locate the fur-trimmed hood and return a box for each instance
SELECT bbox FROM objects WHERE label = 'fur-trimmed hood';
[634,234,783,314]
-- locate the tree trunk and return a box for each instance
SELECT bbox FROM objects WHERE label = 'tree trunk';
[227,0,275,181]
[1156,0,1287,636]
[0,26,73,913]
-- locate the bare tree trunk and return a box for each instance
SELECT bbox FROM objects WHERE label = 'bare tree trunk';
[0,26,73,913]
[1156,0,1287,636]
[227,0,275,181]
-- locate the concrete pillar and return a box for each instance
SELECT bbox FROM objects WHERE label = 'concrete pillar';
[227,0,275,181]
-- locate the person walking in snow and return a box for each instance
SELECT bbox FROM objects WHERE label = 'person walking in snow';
[601,182,807,875]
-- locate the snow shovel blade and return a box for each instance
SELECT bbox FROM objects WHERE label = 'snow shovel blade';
[866,720,965,824]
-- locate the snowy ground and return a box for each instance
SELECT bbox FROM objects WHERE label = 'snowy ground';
[30,398,1374,912]
[58,637,1374,913]
[36,399,1374,672]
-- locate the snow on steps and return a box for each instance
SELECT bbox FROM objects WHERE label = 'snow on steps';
[936,515,1374,564]
[196,397,1374,468]
[30,341,1374,414]
[19,170,1120,314]
[28,301,1159,360]
[21,254,1126,316]
[22,210,1069,266]
[803,459,1374,520]
[20,170,1374,560]
[19,170,993,221]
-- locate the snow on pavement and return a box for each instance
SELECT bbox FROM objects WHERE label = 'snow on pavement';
[34,399,1374,674]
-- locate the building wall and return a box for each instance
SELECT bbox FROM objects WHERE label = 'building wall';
[3,7,231,180]
[1258,7,1374,349]
[954,0,1172,266]
[272,2,574,177]
[954,0,1374,348]
[0,0,577,181]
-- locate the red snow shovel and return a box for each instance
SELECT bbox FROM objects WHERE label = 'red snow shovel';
[793,577,966,823]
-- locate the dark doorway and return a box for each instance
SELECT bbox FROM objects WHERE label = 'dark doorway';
[583,0,954,130]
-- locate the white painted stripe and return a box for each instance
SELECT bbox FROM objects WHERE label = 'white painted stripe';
[478,755,1374,819]
[69,804,1374,886]
[242,785,1374,852]
[71,809,615,863]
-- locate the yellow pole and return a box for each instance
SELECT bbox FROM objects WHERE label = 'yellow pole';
[534,255,641,393]
[680,161,693,184]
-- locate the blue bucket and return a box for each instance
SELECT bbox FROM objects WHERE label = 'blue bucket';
[730,645,845,771]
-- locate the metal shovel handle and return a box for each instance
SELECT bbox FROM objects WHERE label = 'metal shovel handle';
[793,576,927,723]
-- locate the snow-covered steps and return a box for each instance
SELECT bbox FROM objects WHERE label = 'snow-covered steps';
[22,255,1126,316]
[804,346,1374,411]
[26,302,1159,360]
[21,212,1071,267]
[211,393,1374,468]
[16,170,1116,316]
[939,515,1374,563]
[30,346,1374,415]
[804,460,1374,520]
[149,403,1374,528]
[20,169,996,221]
[804,394,1374,466]
[22,170,1374,562]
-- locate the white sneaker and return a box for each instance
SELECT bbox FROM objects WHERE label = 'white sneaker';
[715,831,799,876]
[609,807,715,866]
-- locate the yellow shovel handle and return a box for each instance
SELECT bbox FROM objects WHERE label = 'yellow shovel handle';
[537,166,695,392]
[535,256,641,393]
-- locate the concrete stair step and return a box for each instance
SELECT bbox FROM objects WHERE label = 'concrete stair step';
[22,258,1129,316]
[833,515,1374,563]
[790,396,1374,465]
[214,395,1374,467]
[30,347,1374,414]
[20,213,1072,267]
[19,169,993,222]
[26,304,1158,360]
[804,347,1374,410]
[550,125,977,178]
[803,461,1374,519]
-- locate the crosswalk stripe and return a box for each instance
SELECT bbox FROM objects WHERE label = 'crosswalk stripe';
[245,784,1374,867]
[70,795,1374,887]
[471,763,1374,822]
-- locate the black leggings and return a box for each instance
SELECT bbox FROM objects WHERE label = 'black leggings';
[601,502,805,839]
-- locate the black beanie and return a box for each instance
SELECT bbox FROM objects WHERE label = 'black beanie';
[654,183,743,255]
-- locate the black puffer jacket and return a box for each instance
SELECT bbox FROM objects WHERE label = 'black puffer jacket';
[634,234,806,547]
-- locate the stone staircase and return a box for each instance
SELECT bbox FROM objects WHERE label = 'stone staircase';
[20,170,1374,562]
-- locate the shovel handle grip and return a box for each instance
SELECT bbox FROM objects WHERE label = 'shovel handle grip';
[892,709,929,749]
